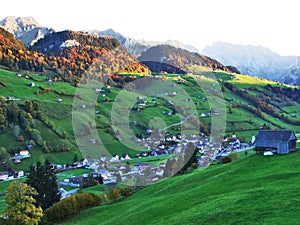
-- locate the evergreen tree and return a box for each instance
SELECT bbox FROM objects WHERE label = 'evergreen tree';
[82,174,98,188]
[0,147,13,171]
[98,174,104,185]
[73,154,78,163]
[26,160,61,210]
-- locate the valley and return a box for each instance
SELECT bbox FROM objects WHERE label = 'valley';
[0,14,300,225]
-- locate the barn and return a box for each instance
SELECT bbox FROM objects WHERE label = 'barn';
[255,130,297,154]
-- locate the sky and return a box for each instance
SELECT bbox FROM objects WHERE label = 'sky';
[1,0,300,56]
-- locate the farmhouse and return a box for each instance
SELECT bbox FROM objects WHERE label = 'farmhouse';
[255,130,297,154]
[0,172,8,181]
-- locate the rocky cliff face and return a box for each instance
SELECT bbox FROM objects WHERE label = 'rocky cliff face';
[0,16,54,46]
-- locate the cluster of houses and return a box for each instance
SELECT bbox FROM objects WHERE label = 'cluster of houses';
[58,159,167,188]
[59,132,248,188]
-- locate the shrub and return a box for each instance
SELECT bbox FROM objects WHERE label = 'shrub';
[120,187,132,197]
[16,135,24,142]
[221,156,232,164]
[229,152,239,160]
[104,188,121,202]
[43,193,101,224]
[191,162,198,169]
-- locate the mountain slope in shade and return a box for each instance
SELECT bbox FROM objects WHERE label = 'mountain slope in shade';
[0,16,54,46]
[202,42,300,85]
[86,29,199,57]
[138,44,239,74]
[31,30,120,55]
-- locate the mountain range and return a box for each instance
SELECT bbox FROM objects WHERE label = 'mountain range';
[0,16,232,78]
[202,42,300,85]
[86,28,199,57]
[1,16,300,85]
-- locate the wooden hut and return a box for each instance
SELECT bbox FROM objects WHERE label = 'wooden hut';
[255,130,297,154]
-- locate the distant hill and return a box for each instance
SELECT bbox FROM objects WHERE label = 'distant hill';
[31,30,150,77]
[202,42,300,85]
[0,16,54,46]
[138,44,239,74]
[86,29,199,57]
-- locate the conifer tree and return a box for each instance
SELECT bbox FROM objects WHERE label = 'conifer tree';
[26,160,61,210]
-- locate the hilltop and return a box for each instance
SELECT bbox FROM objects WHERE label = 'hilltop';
[59,149,300,225]
[138,45,240,74]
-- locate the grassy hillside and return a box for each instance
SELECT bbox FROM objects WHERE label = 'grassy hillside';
[0,68,80,171]
[1,66,300,171]
[60,149,300,225]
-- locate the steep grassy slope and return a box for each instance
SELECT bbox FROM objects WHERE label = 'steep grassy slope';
[0,68,80,171]
[60,149,300,225]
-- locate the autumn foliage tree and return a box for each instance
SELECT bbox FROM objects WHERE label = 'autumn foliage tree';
[3,181,43,225]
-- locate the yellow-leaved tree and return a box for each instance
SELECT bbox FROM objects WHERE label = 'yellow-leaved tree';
[3,181,43,225]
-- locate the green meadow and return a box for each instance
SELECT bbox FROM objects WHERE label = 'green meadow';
[59,149,300,225]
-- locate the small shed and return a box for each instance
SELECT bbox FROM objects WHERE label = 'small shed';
[255,130,297,154]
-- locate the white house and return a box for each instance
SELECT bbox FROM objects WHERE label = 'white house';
[90,139,97,144]
[0,172,8,181]
[19,150,30,158]
[29,82,35,87]
[121,154,130,160]
[110,154,120,162]
[14,170,24,178]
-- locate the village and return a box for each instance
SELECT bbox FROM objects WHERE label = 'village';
[0,129,254,200]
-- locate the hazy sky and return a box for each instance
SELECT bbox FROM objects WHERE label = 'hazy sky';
[2,0,300,55]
